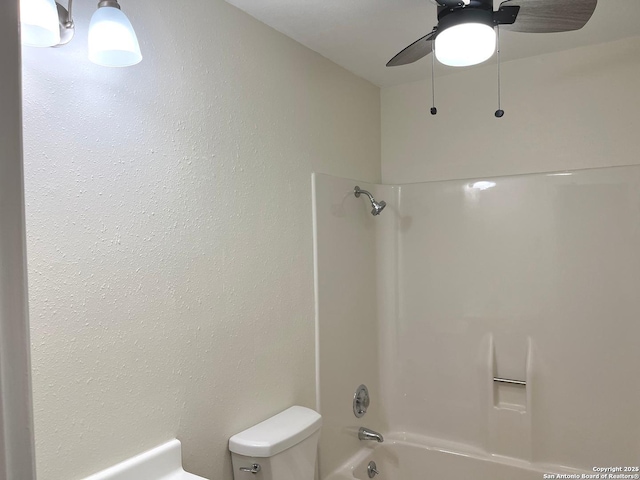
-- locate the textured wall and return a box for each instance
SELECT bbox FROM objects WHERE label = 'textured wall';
[382,36,640,183]
[20,0,380,478]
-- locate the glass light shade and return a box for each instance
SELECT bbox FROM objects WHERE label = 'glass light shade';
[20,0,61,47]
[88,6,142,67]
[435,23,496,67]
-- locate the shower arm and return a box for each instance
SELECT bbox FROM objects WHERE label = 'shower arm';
[354,186,375,202]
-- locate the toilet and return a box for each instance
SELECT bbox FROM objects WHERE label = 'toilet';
[229,406,322,479]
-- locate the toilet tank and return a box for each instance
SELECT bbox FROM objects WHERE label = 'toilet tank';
[229,406,322,480]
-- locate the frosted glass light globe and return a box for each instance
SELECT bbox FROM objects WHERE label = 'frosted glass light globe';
[20,0,61,47]
[435,23,496,67]
[88,6,142,67]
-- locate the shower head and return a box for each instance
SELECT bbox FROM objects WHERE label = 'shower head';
[354,186,386,216]
[371,199,386,216]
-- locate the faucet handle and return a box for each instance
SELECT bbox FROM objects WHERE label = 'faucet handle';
[367,461,380,478]
[353,384,370,418]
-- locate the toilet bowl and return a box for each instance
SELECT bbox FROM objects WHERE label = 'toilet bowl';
[229,406,322,480]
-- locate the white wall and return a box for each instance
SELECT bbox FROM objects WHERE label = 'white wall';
[382,36,640,184]
[0,2,36,479]
[313,175,393,477]
[21,0,380,478]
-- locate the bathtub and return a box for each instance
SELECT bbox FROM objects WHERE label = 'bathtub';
[323,434,589,480]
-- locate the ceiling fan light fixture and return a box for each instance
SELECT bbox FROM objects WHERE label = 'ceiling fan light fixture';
[434,8,496,67]
[435,23,496,67]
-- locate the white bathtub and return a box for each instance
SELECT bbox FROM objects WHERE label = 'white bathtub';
[324,434,589,480]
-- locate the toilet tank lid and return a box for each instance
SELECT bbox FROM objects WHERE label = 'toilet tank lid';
[229,406,322,458]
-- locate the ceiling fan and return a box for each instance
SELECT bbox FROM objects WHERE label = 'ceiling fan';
[387,0,598,69]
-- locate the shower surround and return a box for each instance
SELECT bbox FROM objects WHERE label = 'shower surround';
[312,167,640,479]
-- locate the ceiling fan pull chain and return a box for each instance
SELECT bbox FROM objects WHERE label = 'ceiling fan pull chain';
[495,25,505,118]
[430,41,437,115]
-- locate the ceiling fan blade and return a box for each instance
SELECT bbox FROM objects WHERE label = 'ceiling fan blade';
[386,30,437,67]
[500,0,597,33]
[434,0,465,6]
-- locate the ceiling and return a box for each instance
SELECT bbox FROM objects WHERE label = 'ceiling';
[223,0,640,87]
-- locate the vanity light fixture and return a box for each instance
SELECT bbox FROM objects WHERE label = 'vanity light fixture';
[88,0,142,67]
[19,0,61,47]
[19,0,142,67]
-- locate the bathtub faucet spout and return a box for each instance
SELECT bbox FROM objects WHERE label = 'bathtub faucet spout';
[358,427,384,443]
